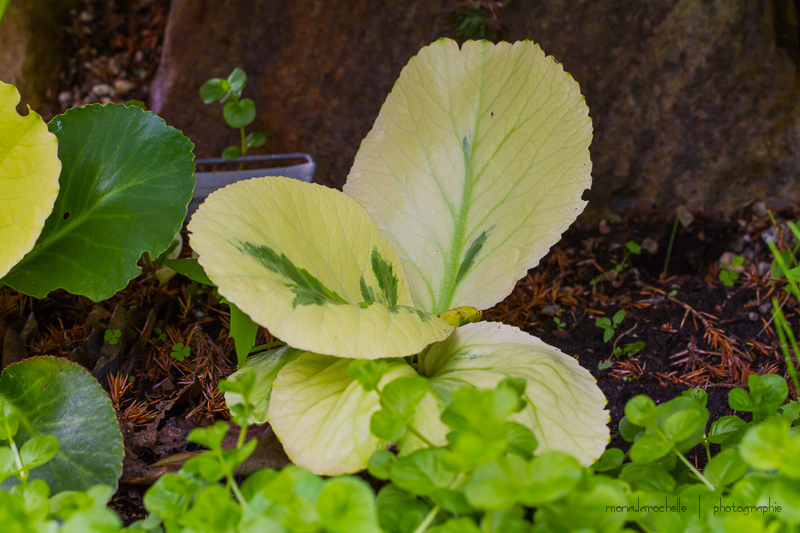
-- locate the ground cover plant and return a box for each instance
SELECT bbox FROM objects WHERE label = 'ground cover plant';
[2,372,799,532]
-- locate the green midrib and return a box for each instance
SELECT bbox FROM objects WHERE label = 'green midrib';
[436,133,477,314]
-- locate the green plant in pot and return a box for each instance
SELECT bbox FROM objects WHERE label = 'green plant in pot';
[189,38,608,475]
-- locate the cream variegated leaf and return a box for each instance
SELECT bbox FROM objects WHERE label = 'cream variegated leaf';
[189,177,452,359]
[405,322,609,466]
[268,352,417,475]
[344,39,592,314]
[0,82,61,279]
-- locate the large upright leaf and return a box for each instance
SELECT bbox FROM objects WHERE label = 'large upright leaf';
[0,357,124,492]
[344,39,592,314]
[268,352,417,475]
[2,104,195,301]
[0,82,61,279]
[189,177,452,359]
[411,322,608,465]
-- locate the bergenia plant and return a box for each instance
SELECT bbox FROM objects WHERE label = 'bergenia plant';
[190,39,609,475]
[0,81,195,301]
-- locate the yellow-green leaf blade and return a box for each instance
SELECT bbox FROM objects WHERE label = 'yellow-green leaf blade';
[268,352,417,475]
[344,39,592,314]
[188,177,452,359]
[0,82,60,279]
[413,322,609,465]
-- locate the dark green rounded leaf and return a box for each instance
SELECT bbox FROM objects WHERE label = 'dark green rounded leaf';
[200,78,229,104]
[376,484,430,533]
[317,477,382,533]
[703,448,747,487]
[728,388,754,412]
[2,104,196,301]
[0,357,124,492]
[629,433,671,463]
[618,416,643,443]
[224,98,256,128]
[368,449,396,480]
[625,395,658,426]
[619,463,675,492]
[594,448,624,472]
[246,131,266,148]
[227,68,247,97]
[222,145,241,161]
[708,415,748,446]
[662,408,705,442]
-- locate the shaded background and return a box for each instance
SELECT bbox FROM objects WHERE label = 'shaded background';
[3,0,800,215]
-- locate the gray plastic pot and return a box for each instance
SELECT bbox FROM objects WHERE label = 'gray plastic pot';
[188,153,316,219]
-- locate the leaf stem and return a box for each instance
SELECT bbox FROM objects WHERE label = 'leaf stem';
[239,127,247,171]
[3,417,26,483]
[412,504,440,533]
[675,449,715,491]
[663,215,679,279]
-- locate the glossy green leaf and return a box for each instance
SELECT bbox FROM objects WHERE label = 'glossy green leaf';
[2,104,195,301]
[708,415,748,445]
[189,177,452,359]
[227,68,247,97]
[703,448,747,487]
[345,39,592,314]
[376,484,431,533]
[594,448,624,472]
[0,82,61,280]
[224,98,256,128]
[629,433,672,463]
[413,322,609,466]
[625,395,658,426]
[317,477,382,533]
[619,463,675,492]
[200,78,230,104]
[0,357,123,492]
[246,131,266,148]
[222,145,241,161]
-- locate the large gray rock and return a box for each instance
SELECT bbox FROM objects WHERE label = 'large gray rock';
[149,0,800,213]
[504,0,800,213]
[0,0,77,110]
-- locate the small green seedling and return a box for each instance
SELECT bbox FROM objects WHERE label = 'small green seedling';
[553,316,567,330]
[103,328,121,345]
[200,68,266,164]
[150,327,167,344]
[615,241,642,272]
[596,310,625,342]
[612,341,645,359]
[170,343,191,362]
[590,241,641,286]
[719,255,743,287]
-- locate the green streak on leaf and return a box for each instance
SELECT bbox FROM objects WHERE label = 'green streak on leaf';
[455,231,488,285]
[239,242,348,307]
[360,275,377,302]
[371,249,399,306]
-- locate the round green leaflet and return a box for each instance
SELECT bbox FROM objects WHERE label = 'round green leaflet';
[0,357,124,492]
[345,39,592,315]
[2,103,196,301]
[188,177,452,360]
[0,82,61,280]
